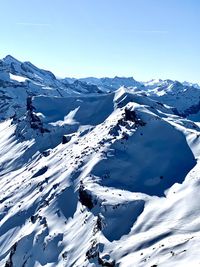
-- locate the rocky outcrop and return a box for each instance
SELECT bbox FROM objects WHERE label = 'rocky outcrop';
[27,96,50,133]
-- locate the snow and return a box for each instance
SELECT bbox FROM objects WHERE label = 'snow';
[10,73,27,82]
[0,55,200,266]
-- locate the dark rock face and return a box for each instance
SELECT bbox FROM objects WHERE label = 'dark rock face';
[62,135,71,144]
[30,215,37,223]
[26,96,50,133]
[32,166,48,178]
[86,242,99,260]
[42,149,51,157]
[78,185,96,210]
[98,257,115,267]
[124,108,146,126]
[86,241,115,267]
[124,108,137,121]
[26,96,35,112]
[5,242,17,267]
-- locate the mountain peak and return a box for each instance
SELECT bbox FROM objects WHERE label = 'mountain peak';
[3,54,21,64]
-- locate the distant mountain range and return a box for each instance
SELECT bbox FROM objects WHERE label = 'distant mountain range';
[0,55,200,267]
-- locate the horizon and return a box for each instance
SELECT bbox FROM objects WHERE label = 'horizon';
[1,53,199,85]
[0,0,199,83]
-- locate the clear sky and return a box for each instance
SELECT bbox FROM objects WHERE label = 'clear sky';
[0,0,199,83]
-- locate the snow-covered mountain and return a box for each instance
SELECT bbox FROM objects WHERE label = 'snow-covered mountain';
[1,55,200,267]
[63,76,141,93]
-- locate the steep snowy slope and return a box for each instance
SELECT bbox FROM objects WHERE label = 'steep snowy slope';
[1,56,200,267]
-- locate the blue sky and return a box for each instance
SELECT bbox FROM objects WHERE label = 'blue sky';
[0,0,199,83]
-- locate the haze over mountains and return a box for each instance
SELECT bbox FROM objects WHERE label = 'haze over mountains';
[0,55,200,267]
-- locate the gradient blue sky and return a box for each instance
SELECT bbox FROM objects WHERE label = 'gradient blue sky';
[0,0,199,83]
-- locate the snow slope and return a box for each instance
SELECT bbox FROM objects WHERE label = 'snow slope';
[0,56,200,267]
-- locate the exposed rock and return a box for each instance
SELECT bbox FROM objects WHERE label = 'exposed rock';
[5,242,18,267]
[79,184,96,210]
[62,135,72,144]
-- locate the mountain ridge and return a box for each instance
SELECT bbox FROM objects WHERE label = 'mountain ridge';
[0,55,200,266]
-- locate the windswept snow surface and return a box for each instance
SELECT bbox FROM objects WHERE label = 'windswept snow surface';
[0,56,200,267]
